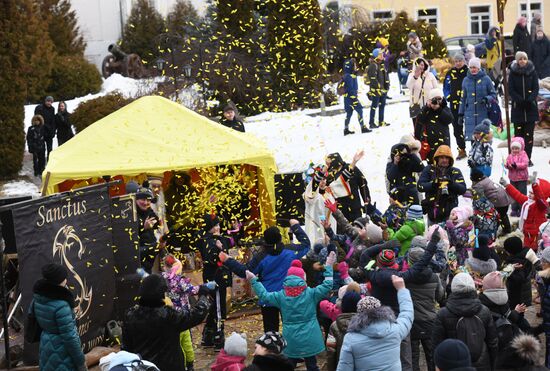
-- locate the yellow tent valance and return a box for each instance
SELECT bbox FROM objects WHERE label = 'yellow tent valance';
[42,96,277,226]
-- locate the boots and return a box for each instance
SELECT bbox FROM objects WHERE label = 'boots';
[186,362,194,371]
[456,148,467,160]
[379,121,391,126]
[369,122,379,129]
[201,324,215,347]
[213,324,225,350]
[344,128,355,136]
[361,126,372,133]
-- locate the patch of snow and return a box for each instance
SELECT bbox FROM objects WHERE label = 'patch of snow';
[2,181,40,197]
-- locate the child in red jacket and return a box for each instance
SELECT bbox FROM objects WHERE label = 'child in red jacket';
[501,177,549,249]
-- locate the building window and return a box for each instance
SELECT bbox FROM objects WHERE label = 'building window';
[520,2,542,20]
[372,10,393,22]
[417,8,438,29]
[469,6,491,35]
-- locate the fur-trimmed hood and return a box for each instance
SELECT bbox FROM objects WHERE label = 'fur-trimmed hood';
[33,278,75,307]
[510,60,536,75]
[465,257,497,276]
[347,305,396,334]
[31,114,44,126]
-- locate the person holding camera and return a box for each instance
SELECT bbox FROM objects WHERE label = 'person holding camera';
[386,143,424,206]
[416,88,453,163]
[417,145,467,224]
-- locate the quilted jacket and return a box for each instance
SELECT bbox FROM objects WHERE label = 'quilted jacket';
[33,279,86,371]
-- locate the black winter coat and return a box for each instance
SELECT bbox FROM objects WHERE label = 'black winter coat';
[26,125,45,153]
[407,266,444,338]
[328,161,370,222]
[509,61,540,124]
[197,232,231,286]
[55,111,74,145]
[417,164,467,223]
[137,207,159,247]
[532,36,550,79]
[417,100,453,160]
[34,104,56,139]
[243,354,294,371]
[122,296,211,371]
[444,66,469,112]
[386,145,424,206]
[433,291,498,371]
[220,118,245,132]
[513,24,532,56]
[505,249,533,308]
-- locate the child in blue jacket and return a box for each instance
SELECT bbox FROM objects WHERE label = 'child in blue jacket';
[468,120,494,177]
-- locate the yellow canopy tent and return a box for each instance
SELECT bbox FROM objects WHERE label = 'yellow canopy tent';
[41,95,277,226]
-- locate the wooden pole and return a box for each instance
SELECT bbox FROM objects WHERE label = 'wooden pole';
[497,0,512,154]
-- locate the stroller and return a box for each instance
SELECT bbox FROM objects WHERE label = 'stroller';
[397,56,410,95]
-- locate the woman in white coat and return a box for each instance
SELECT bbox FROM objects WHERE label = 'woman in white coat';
[303,166,337,244]
[406,57,439,140]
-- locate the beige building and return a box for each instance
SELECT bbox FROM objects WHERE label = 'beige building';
[341,0,547,38]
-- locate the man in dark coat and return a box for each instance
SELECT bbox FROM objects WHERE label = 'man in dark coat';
[34,96,56,160]
[443,54,469,159]
[386,143,424,206]
[432,272,498,371]
[417,145,467,224]
[136,187,160,273]
[416,88,453,163]
[343,58,370,135]
[508,52,540,161]
[532,28,550,79]
[219,105,245,132]
[122,274,212,371]
[513,17,532,56]
[503,236,534,308]
[55,101,74,146]
[367,48,391,128]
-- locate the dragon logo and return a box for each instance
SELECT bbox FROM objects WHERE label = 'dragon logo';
[53,225,93,320]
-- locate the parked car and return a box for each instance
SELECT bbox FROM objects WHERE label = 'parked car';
[444,34,514,65]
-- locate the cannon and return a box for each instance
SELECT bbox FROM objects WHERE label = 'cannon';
[101,44,145,79]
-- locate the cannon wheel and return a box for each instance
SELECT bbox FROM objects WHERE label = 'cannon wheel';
[101,54,116,78]
[126,54,145,79]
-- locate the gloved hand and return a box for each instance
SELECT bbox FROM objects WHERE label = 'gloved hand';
[325,251,336,267]
[324,199,338,213]
[511,162,517,169]
[481,97,488,105]
[338,261,350,280]
[499,177,509,187]
[467,159,475,168]
[429,226,441,245]
[245,270,257,280]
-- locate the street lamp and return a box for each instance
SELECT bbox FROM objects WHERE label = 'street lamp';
[183,64,192,78]
[156,58,165,73]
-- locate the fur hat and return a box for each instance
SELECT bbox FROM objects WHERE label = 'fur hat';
[469,57,481,69]
[256,331,286,354]
[473,234,491,261]
[504,236,524,256]
[510,334,541,365]
[377,249,396,268]
[408,247,425,265]
[399,134,421,153]
[428,88,444,101]
[434,339,472,370]
[357,296,381,313]
[264,226,282,245]
[139,274,167,305]
[341,291,361,313]
[482,271,504,290]
[287,260,305,280]
[451,272,476,293]
[224,332,247,357]
[41,263,68,285]
[406,204,423,220]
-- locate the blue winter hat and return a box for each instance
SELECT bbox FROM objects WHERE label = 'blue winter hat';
[372,48,381,59]
[407,205,423,220]
[473,121,490,135]
[341,291,361,313]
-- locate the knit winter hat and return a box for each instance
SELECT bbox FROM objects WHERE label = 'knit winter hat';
[338,282,361,300]
[482,271,505,290]
[515,51,528,61]
[407,205,423,220]
[365,224,384,244]
[470,167,485,182]
[139,274,167,304]
[434,339,472,370]
[353,216,370,229]
[410,236,427,250]
[357,296,381,313]
[510,140,522,149]
[504,236,524,256]
[454,54,465,62]
[540,221,550,235]
[287,260,306,280]
[451,272,476,293]
[473,122,491,135]
[224,332,247,357]
[256,331,287,354]
[264,226,282,245]
[408,247,425,265]
[473,234,491,261]
[45,96,54,102]
[469,57,481,69]
[377,249,396,267]
[341,291,361,313]
[451,206,473,225]
[542,247,550,264]
[428,88,444,101]
[41,263,68,285]
[125,180,140,194]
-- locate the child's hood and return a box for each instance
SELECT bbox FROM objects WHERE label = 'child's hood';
[511,136,525,150]
[283,275,307,297]
[211,350,245,371]
[31,114,44,126]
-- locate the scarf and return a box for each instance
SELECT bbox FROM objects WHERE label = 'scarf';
[519,198,534,231]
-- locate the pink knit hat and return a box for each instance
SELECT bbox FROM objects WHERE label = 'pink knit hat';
[482,271,504,290]
[287,260,305,280]
[451,206,473,226]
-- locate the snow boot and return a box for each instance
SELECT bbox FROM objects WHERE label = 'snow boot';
[456,149,467,160]
[361,126,372,134]
[344,128,355,136]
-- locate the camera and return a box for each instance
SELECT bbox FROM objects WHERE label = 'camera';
[441,186,449,195]
[431,97,442,105]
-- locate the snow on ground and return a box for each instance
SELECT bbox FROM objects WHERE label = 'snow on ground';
[1,181,40,197]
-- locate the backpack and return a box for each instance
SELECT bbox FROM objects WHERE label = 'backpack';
[490,310,518,348]
[337,78,346,96]
[455,315,486,362]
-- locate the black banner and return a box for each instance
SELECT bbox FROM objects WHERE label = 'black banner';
[13,187,116,353]
[110,195,140,320]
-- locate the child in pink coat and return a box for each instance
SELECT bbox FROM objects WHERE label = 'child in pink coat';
[505,137,529,216]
